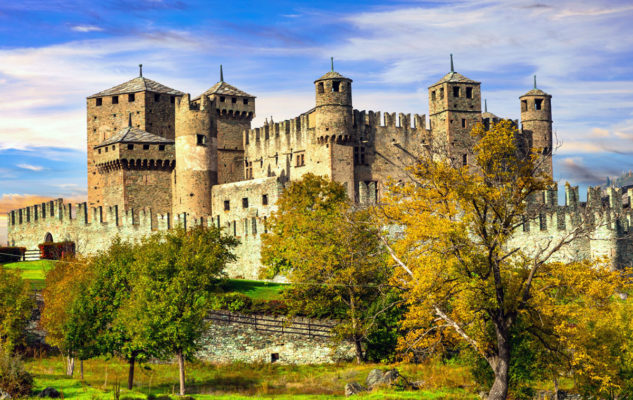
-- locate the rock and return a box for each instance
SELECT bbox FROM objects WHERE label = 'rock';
[38,387,60,398]
[0,389,12,400]
[365,369,385,388]
[382,369,399,385]
[478,391,488,399]
[345,382,366,397]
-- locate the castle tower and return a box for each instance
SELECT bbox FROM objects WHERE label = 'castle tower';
[172,94,217,217]
[312,58,355,197]
[193,66,255,184]
[520,76,553,176]
[86,65,184,208]
[428,55,481,166]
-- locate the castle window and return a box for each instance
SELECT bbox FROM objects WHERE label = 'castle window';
[242,198,249,208]
[232,97,237,104]
[170,96,175,104]
[224,200,230,211]
[252,217,257,235]
[105,147,108,153]
[128,144,134,150]
[143,144,150,150]
[233,221,236,236]
[521,100,528,112]
[96,98,102,106]
[354,146,366,165]
[431,91,436,101]
[243,98,249,105]
[262,194,268,205]
[453,86,460,98]
[154,93,160,102]
[197,134,207,146]
[318,82,324,94]
[439,87,444,99]
[466,87,473,99]
[483,118,490,130]
[112,145,115,150]
[112,96,119,104]
[462,119,466,128]
[128,93,135,102]
[159,145,165,151]
[244,219,248,235]
[534,99,543,110]
[220,96,225,102]
[332,81,341,92]
[98,149,101,154]
[264,216,267,233]
[462,154,468,166]
[296,153,305,167]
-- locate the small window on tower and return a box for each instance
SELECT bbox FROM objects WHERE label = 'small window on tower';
[220,96,225,102]
[534,99,543,110]
[159,145,165,151]
[521,100,528,112]
[332,81,341,92]
[232,97,237,103]
[243,98,249,105]
[463,154,468,166]
[462,119,466,128]
[466,87,473,99]
[143,144,150,150]
[439,88,444,99]
[170,96,175,104]
[197,134,207,146]
[96,98,102,106]
[242,198,249,208]
[453,86,460,97]
[128,93,135,102]
[127,144,134,150]
[112,96,119,104]
[431,91,436,101]
[224,200,230,211]
[262,194,268,205]
[318,82,324,93]
[154,93,160,102]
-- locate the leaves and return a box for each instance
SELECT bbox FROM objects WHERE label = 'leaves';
[0,266,33,352]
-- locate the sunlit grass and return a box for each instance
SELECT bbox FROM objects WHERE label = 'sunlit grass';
[2,260,53,289]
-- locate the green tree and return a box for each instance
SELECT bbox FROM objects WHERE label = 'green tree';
[0,266,34,352]
[261,174,394,363]
[381,120,628,399]
[125,226,238,395]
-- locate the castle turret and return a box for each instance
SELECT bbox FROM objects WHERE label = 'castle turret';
[312,59,355,197]
[520,76,553,176]
[429,55,481,166]
[173,94,217,217]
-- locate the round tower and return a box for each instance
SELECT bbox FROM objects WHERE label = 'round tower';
[520,75,553,175]
[173,93,217,217]
[314,58,353,142]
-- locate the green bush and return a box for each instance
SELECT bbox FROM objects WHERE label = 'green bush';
[209,293,252,312]
[0,347,33,398]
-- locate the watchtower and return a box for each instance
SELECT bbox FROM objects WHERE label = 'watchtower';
[520,76,553,176]
[313,59,355,197]
[428,55,481,166]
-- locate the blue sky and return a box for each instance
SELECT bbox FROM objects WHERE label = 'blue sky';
[2,0,633,242]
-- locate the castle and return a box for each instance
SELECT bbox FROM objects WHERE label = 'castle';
[8,60,633,278]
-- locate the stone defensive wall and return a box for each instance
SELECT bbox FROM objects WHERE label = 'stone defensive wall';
[7,177,284,280]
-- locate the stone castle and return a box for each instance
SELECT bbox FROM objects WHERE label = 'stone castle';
[8,60,633,277]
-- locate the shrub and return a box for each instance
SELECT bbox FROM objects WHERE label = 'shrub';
[38,241,75,260]
[0,247,26,263]
[0,347,33,398]
[209,293,252,312]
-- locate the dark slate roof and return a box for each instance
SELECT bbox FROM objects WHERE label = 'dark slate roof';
[521,88,550,96]
[95,127,174,148]
[315,71,351,81]
[88,77,185,98]
[194,81,254,100]
[431,71,479,86]
[482,111,499,120]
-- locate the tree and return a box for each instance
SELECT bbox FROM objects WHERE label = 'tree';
[261,174,394,363]
[0,266,34,352]
[41,255,93,377]
[124,226,238,395]
[380,120,627,399]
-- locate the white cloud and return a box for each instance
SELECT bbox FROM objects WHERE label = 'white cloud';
[16,163,43,171]
[70,25,103,33]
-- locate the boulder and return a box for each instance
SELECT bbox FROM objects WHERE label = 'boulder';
[365,368,400,388]
[345,382,366,397]
[382,369,399,385]
[38,387,60,398]
[0,389,11,400]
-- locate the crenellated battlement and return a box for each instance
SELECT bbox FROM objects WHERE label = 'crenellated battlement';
[352,110,427,131]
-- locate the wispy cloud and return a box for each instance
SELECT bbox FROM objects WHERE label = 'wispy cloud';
[16,163,43,171]
[70,25,103,32]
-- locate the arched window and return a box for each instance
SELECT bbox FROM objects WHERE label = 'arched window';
[44,232,53,243]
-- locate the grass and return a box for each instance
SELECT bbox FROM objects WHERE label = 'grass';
[3,260,54,290]
[223,279,287,300]
[24,357,478,399]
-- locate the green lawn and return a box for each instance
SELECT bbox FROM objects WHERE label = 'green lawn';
[24,357,478,399]
[223,279,287,300]
[3,260,54,289]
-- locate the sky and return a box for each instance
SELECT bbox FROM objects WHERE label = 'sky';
[2,0,633,244]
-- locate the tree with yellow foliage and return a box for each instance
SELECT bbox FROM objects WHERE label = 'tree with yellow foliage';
[381,120,629,399]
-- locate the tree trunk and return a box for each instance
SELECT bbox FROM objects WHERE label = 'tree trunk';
[354,337,364,364]
[487,325,511,400]
[80,359,84,381]
[66,355,75,377]
[177,349,185,396]
[127,354,136,390]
